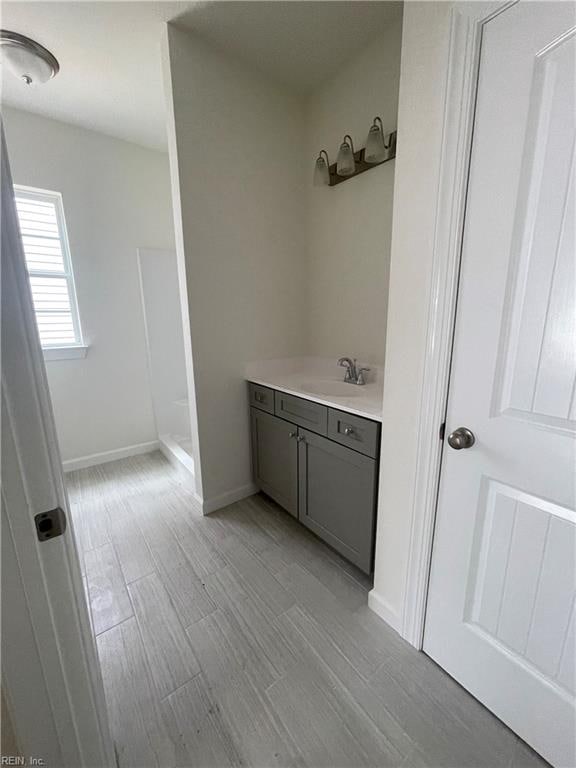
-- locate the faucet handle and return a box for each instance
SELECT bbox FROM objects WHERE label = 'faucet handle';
[356,367,371,385]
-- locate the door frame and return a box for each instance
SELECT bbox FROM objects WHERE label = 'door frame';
[401,0,518,648]
[1,126,115,765]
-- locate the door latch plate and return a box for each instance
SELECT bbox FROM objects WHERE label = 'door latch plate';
[35,507,67,542]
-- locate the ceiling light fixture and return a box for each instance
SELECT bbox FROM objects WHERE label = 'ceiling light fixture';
[313,117,397,187]
[0,30,59,86]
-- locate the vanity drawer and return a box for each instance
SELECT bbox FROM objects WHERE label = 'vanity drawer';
[327,409,380,458]
[248,382,275,414]
[275,391,327,435]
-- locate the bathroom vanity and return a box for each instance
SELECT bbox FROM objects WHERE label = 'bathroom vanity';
[247,369,381,574]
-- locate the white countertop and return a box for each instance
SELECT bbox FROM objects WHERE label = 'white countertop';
[245,357,383,422]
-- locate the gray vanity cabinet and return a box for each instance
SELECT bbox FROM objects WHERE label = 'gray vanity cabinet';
[298,429,376,573]
[249,384,380,573]
[250,408,298,517]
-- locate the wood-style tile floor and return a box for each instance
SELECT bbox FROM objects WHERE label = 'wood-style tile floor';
[68,452,548,768]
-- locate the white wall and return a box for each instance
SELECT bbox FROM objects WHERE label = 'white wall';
[305,22,402,366]
[370,2,453,632]
[163,26,307,506]
[3,108,175,463]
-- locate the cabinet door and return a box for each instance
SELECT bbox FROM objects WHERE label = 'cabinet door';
[250,408,298,517]
[298,428,376,573]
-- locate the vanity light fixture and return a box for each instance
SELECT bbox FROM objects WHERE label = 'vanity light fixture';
[313,116,396,187]
[313,150,331,187]
[0,30,59,85]
[336,135,356,177]
[364,116,389,164]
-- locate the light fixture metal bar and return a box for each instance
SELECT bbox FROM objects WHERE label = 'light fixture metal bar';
[328,131,396,187]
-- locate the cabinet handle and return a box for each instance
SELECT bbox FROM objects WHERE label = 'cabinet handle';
[344,427,355,436]
[289,431,297,438]
[296,435,305,443]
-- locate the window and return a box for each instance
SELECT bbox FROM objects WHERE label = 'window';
[14,186,86,357]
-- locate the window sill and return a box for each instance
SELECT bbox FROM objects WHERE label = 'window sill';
[42,345,89,361]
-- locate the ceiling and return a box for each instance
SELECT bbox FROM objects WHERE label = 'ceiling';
[1,1,193,150]
[0,1,402,151]
[175,2,403,96]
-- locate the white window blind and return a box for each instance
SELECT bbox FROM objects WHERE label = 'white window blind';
[14,186,84,349]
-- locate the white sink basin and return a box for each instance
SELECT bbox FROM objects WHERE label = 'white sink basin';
[300,380,361,398]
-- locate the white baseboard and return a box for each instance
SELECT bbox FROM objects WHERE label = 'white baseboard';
[368,589,402,634]
[62,440,159,472]
[201,483,258,515]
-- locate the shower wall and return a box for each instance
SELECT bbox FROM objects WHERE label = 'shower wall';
[137,247,193,466]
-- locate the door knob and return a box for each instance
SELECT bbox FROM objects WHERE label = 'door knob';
[447,427,475,450]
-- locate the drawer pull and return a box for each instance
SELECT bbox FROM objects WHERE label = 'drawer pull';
[255,393,265,403]
[344,427,355,436]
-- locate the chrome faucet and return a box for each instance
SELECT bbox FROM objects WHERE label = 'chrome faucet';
[337,357,370,385]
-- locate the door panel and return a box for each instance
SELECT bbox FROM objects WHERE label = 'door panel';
[251,408,298,516]
[494,19,576,429]
[424,4,576,766]
[469,480,575,682]
[298,428,376,573]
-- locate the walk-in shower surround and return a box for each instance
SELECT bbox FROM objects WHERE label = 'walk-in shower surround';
[163,17,401,509]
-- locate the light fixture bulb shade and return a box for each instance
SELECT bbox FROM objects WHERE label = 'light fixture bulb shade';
[313,153,330,186]
[364,122,387,164]
[336,139,355,177]
[0,31,59,85]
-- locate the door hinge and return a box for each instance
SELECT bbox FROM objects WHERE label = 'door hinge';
[35,507,67,542]
[439,422,446,441]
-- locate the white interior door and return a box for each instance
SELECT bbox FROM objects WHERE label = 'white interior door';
[424,3,576,767]
[1,126,114,766]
